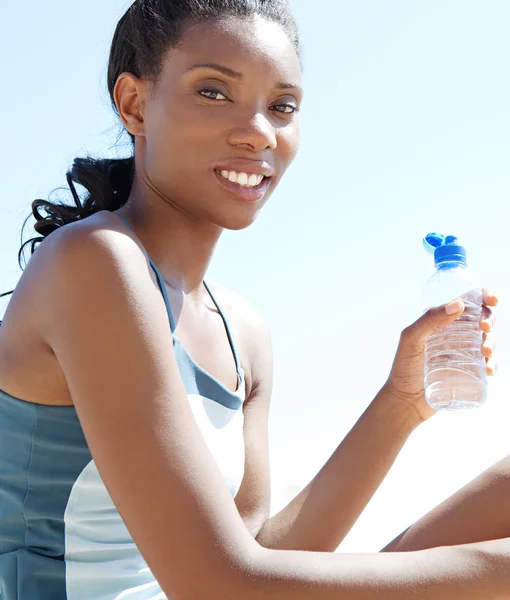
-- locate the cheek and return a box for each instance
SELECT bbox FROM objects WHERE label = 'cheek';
[142,134,181,192]
[143,103,181,168]
[278,122,300,165]
[144,99,219,172]
[142,113,198,186]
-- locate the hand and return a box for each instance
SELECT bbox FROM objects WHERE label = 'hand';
[383,288,499,423]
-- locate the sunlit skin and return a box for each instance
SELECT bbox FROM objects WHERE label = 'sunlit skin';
[111,14,496,380]
[112,15,302,292]
[385,290,498,423]
[112,15,497,408]
[0,11,508,599]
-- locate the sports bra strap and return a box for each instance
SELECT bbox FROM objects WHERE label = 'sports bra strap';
[115,213,177,331]
[113,213,241,378]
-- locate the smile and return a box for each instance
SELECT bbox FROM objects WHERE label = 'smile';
[213,169,271,202]
[217,170,265,188]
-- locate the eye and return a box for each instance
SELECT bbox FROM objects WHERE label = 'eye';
[199,89,228,101]
[271,103,300,115]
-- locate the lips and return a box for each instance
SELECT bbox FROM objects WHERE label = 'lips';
[213,169,271,203]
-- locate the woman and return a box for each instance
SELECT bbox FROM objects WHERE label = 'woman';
[0,0,508,598]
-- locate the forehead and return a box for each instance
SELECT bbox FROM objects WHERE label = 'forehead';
[163,15,302,82]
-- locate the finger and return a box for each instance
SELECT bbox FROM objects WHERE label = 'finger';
[480,306,495,332]
[486,357,498,376]
[403,300,464,347]
[483,288,499,307]
[482,331,497,351]
[481,332,495,358]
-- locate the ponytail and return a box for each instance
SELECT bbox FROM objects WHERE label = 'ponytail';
[18,155,134,268]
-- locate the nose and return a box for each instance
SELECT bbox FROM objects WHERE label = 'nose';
[226,111,277,152]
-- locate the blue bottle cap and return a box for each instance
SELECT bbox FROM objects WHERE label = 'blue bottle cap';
[423,233,467,267]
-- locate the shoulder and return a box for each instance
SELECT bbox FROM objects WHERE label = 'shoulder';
[38,210,142,261]
[26,211,156,338]
[30,211,148,284]
[206,280,273,401]
[207,280,269,335]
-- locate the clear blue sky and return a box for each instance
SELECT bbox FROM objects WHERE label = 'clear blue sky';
[1,1,509,552]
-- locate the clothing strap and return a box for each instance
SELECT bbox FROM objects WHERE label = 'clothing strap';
[114,213,241,376]
[115,213,177,331]
[202,280,241,376]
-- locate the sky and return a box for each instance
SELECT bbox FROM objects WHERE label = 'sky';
[1,1,509,553]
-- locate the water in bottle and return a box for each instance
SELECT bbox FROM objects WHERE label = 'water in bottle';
[422,233,488,411]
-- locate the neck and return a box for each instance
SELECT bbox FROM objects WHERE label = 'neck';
[115,181,223,295]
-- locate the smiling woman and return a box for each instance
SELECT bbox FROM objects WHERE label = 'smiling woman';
[14,4,303,250]
[0,1,510,599]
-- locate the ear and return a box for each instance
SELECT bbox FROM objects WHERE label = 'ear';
[113,73,147,138]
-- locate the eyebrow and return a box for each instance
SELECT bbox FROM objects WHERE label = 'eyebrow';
[184,62,303,92]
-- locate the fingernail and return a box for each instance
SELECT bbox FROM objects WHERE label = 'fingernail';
[445,300,463,315]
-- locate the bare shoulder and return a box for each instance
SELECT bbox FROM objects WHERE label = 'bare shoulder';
[6,213,258,595]
[26,211,138,289]
[4,210,150,346]
[32,212,156,341]
[18,211,143,293]
[206,279,271,356]
[206,280,273,399]
[0,211,146,405]
[206,280,270,336]
[35,210,143,270]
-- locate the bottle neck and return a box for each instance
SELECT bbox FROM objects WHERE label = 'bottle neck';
[436,261,467,271]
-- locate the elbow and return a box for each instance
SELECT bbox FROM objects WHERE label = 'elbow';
[212,540,269,600]
[254,524,273,549]
[173,539,267,600]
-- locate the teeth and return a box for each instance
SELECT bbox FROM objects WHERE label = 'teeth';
[219,170,265,188]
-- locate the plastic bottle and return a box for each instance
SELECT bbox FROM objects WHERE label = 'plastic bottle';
[422,233,488,411]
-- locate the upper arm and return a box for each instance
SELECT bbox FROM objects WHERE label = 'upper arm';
[233,300,274,538]
[34,224,256,599]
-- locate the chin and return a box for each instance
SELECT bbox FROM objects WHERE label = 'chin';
[205,192,271,231]
[216,209,262,231]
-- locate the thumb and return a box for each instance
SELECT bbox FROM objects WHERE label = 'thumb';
[405,299,465,347]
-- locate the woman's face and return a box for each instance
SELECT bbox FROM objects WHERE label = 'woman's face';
[125,15,302,230]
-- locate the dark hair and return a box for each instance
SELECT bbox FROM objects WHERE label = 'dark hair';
[17,0,302,269]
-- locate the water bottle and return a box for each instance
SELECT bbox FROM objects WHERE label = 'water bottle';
[422,233,488,411]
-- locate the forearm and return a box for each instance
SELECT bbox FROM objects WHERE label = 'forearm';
[381,455,510,553]
[235,537,510,600]
[257,385,421,551]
